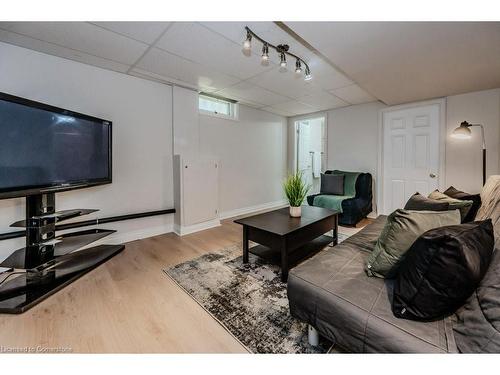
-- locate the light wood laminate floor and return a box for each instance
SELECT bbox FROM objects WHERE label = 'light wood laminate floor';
[0,216,371,353]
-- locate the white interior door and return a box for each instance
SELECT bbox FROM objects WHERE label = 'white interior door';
[382,103,442,214]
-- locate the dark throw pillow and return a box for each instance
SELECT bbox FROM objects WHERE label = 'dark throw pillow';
[365,209,461,278]
[392,220,494,321]
[428,190,473,223]
[404,192,450,211]
[444,186,482,223]
[320,173,344,195]
[454,250,500,353]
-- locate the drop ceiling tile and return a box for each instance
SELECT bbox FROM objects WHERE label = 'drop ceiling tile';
[298,91,349,111]
[135,47,239,92]
[214,81,291,107]
[247,66,322,99]
[306,56,354,90]
[329,84,376,105]
[199,22,252,45]
[233,98,265,109]
[0,22,148,65]
[156,22,274,80]
[261,106,295,117]
[128,68,195,89]
[267,100,316,116]
[90,22,171,44]
[0,30,130,73]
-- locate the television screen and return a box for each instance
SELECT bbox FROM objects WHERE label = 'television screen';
[0,92,112,199]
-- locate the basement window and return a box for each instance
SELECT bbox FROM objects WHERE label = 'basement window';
[198,94,238,120]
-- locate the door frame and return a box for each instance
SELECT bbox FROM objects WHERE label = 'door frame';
[291,112,328,174]
[376,98,447,215]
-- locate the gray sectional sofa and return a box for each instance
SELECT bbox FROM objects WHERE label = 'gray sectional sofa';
[288,216,457,352]
[287,176,500,353]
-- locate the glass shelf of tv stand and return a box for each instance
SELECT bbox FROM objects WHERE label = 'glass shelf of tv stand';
[10,209,99,228]
[0,228,116,270]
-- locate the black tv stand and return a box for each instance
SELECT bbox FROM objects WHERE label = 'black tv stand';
[0,193,124,314]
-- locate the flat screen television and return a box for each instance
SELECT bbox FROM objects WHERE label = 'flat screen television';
[0,92,112,199]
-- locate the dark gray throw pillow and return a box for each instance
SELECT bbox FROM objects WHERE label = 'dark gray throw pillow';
[444,186,481,223]
[454,249,500,353]
[428,190,473,223]
[404,192,450,211]
[320,173,344,195]
[392,220,494,321]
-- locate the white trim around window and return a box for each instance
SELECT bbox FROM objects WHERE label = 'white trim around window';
[198,94,239,121]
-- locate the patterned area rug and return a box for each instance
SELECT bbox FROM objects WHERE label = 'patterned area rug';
[164,232,350,354]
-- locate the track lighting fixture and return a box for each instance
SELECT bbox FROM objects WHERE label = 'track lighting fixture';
[295,59,302,74]
[242,26,312,81]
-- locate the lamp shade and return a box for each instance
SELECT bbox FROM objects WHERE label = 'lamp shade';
[451,123,472,139]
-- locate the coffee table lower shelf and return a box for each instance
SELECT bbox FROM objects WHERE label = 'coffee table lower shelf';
[249,235,333,271]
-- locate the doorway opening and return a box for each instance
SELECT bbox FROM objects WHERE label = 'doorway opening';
[295,116,327,194]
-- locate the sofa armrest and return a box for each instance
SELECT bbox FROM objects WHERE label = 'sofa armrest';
[354,173,373,200]
[307,194,321,206]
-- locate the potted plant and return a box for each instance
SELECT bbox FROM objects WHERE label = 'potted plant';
[283,171,311,218]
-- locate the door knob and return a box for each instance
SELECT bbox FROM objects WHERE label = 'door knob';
[429,173,437,178]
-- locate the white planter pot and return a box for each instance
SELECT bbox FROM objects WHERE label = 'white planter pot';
[289,206,301,217]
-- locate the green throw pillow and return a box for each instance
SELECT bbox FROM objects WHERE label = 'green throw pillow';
[365,209,461,278]
[428,190,473,222]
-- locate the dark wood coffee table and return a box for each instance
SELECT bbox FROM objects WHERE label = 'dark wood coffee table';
[234,206,339,282]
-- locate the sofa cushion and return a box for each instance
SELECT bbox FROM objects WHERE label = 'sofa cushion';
[313,194,352,213]
[287,216,458,353]
[365,209,461,278]
[453,249,500,352]
[428,190,473,223]
[444,186,481,222]
[392,220,494,321]
[320,173,344,195]
[404,192,450,211]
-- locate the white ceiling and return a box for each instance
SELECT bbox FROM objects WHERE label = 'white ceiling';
[285,22,500,105]
[0,21,374,117]
[1,22,497,115]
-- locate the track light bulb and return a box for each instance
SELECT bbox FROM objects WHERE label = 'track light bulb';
[243,31,252,50]
[304,67,312,81]
[261,43,269,65]
[280,53,287,68]
[295,60,302,74]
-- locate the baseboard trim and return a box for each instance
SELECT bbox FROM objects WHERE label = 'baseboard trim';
[174,219,221,236]
[219,200,288,220]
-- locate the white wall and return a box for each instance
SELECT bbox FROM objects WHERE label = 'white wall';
[0,42,174,260]
[326,102,386,177]
[173,86,199,159]
[199,106,288,216]
[446,88,500,193]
